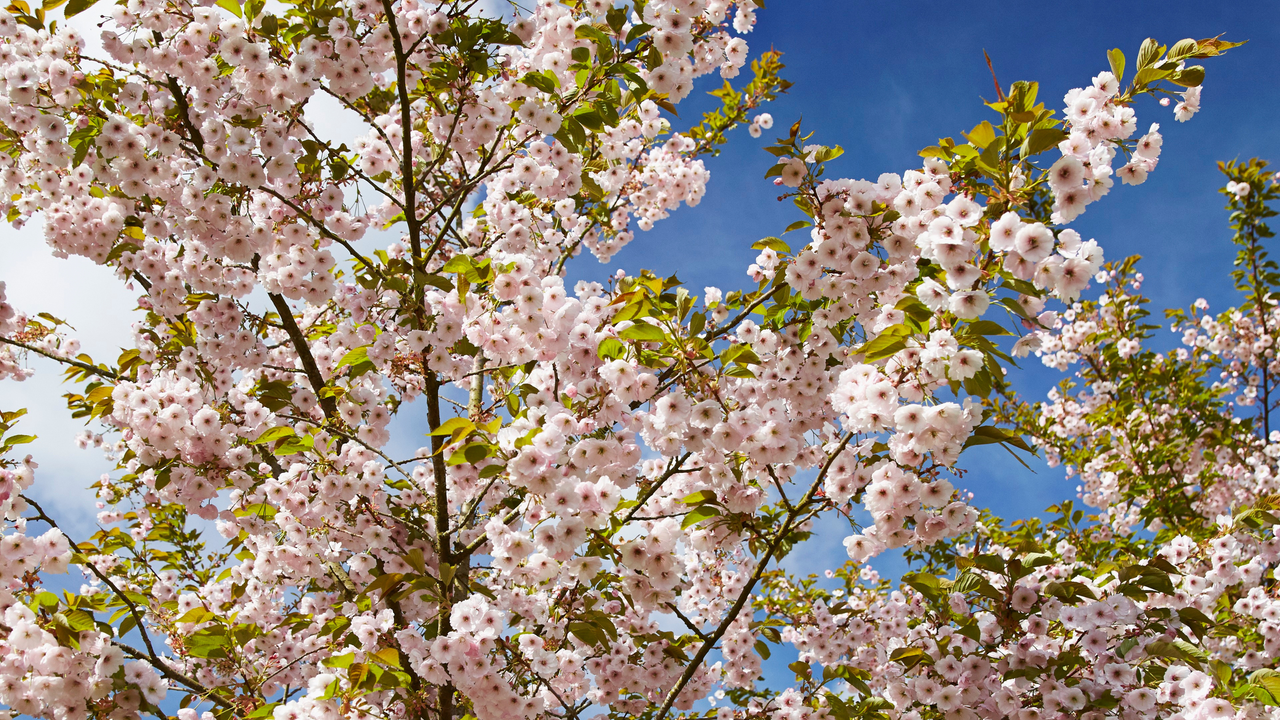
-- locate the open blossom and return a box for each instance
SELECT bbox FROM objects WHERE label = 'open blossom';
[1176,85,1203,121]
[0,11,1251,720]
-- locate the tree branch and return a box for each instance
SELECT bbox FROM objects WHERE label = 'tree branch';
[23,497,236,711]
[620,453,692,525]
[650,432,854,720]
[268,293,339,421]
[256,186,385,279]
[0,336,121,381]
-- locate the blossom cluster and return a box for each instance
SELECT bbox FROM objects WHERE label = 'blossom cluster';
[0,5,1245,720]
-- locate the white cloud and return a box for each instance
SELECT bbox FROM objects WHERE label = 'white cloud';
[1,219,139,534]
[3,0,511,537]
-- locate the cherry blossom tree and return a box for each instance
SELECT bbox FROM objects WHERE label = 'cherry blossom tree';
[0,0,1266,718]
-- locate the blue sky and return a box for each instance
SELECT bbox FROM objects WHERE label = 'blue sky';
[1,0,1275,574]
[3,0,1276,573]
[1,0,1278,707]
[586,0,1280,687]
[569,0,1280,527]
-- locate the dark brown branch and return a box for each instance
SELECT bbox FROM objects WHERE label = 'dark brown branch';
[164,72,211,162]
[620,453,692,525]
[268,293,339,420]
[665,602,709,641]
[378,0,423,272]
[423,369,458,719]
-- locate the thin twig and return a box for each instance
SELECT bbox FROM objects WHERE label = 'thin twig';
[650,432,855,720]
[620,453,692,525]
[665,602,710,641]
[23,497,235,711]
[0,337,121,381]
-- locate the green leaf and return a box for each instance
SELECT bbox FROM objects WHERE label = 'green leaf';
[429,417,474,438]
[964,120,996,148]
[1108,48,1125,83]
[1174,640,1210,664]
[1167,38,1198,61]
[951,570,990,595]
[997,297,1033,320]
[1021,127,1067,158]
[605,6,626,33]
[783,220,812,234]
[969,553,1006,573]
[575,24,611,51]
[252,426,296,445]
[325,652,356,668]
[104,241,140,264]
[362,572,405,600]
[62,0,97,18]
[681,505,720,529]
[597,337,627,360]
[857,325,911,363]
[184,626,231,659]
[520,71,556,94]
[963,425,1034,453]
[478,464,505,478]
[1134,66,1172,87]
[447,443,491,466]
[903,572,941,600]
[1136,38,1162,70]
[752,236,790,253]
[681,490,717,505]
[962,320,1012,337]
[1253,671,1280,704]
[1118,637,1139,660]
[618,323,666,342]
[235,503,277,521]
[721,343,761,366]
[1042,580,1097,601]
[568,621,606,647]
[420,273,453,292]
[889,646,931,670]
[814,143,844,160]
[245,704,279,719]
[335,346,369,370]
[824,692,852,720]
[788,660,812,678]
[1170,65,1205,87]
[688,312,706,336]
[573,107,603,131]
[1021,552,1053,568]
[176,607,213,624]
[895,296,933,325]
[441,255,474,274]
[1145,640,1203,667]
[1178,606,1214,636]
[754,639,771,660]
[63,608,96,631]
[215,0,241,16]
